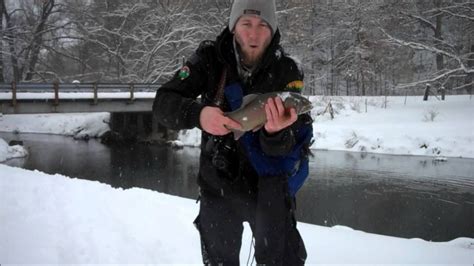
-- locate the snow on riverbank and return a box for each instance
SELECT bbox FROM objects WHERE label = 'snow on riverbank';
[180,95,474,158]
[0,138,28,162]
[0,112,109,137]
[1,95,473,162]
[310,95,473,158]
[1,164,473,264]
[0,112,109,162]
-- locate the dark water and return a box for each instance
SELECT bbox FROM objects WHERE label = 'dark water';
[2,133,473,241]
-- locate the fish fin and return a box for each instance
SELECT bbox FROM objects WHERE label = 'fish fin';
[252,124,264,132]
[241,94,259,107]
[225,93,264,140]
[224,94,260,117]
[232,129,245,140]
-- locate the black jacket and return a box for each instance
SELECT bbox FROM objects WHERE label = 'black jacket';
[153,27,311,196]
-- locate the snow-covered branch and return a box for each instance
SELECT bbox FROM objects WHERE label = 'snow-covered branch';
[380,28,471,73]
[400,11,436,31]
[394,68,464,89]
[438,8,474,21]
[423,2,474,21]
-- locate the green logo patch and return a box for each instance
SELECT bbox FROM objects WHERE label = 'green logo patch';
[179,66,190,80]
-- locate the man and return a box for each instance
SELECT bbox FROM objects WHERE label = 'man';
[153,0,313,265]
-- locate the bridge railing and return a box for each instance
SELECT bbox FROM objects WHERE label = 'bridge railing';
[0,82,160,92]
[0,82,161,106]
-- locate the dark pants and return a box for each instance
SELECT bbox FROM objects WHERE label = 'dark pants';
[194,176,307,266]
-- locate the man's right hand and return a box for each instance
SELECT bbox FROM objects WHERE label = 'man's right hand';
[200,106,242,136]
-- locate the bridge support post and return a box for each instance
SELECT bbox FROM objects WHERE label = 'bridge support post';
[137,113,145,137]
[93,83,98,105]
[11,81,17,107]
[151,112,161,139]
[53,81,59,106]
[129,83,135,102]
[108,112,170,142]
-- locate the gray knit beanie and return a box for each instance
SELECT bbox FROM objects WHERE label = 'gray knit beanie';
[228,0,277,33]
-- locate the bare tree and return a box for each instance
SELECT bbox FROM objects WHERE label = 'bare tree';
[382,0,474,92]
[0,0,471,97]
[64,0,229,83]
[0,0,66,82]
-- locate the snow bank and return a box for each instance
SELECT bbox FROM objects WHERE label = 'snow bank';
[178,95,474,158]
[0,95,473,158]
[310,95,474,158]
[1,164,473,264]
[0,138,28,162]
[0,112,110,139]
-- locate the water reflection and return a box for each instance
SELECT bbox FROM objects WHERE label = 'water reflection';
[2,133,473,241]
[2,133,200,199]
[107,144,199,199]
[298,151,474,241]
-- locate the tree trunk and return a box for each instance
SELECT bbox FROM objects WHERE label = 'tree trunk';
[330,31,335,96]
[346,78,350,96]
[434,0,444,72]
[434,14,444,72]
[310,0,318,96]
[356,71,360,96]
[423,84,430,101]
[25,0,55,81]
[0,1,4,82]
[466,44,474,95]
[1,0,20,81]
[360,70,366,96]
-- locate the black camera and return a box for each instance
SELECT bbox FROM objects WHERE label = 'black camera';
[206,136,236,171]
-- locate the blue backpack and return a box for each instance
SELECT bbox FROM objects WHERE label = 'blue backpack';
[225,83,313,196]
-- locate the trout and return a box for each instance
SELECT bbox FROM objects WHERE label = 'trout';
[225,92,313,140]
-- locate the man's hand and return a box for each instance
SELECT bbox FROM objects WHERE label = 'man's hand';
[200,106,242,136]
[264,97,297,134]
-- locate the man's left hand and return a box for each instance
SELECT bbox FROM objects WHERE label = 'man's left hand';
[264,96,297,134]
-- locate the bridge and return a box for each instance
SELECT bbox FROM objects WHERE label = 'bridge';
[0,82,172,141]
[0,82,159,114]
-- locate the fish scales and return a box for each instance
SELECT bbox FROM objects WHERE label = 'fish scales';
[224,92,312,140]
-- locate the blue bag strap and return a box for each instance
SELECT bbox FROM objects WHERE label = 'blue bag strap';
[223,82,312,196]
[224,83,243,111]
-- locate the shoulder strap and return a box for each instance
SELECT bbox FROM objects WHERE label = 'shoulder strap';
[213,65,227,107]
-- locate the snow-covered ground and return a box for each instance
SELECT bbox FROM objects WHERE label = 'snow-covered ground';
[1,94,473,264]
[1,164,473,264]
[1,95,473,161]
[0,112,109,139]
[0,138,28,162]
[180,95,474,159]
[311,95,473,158]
